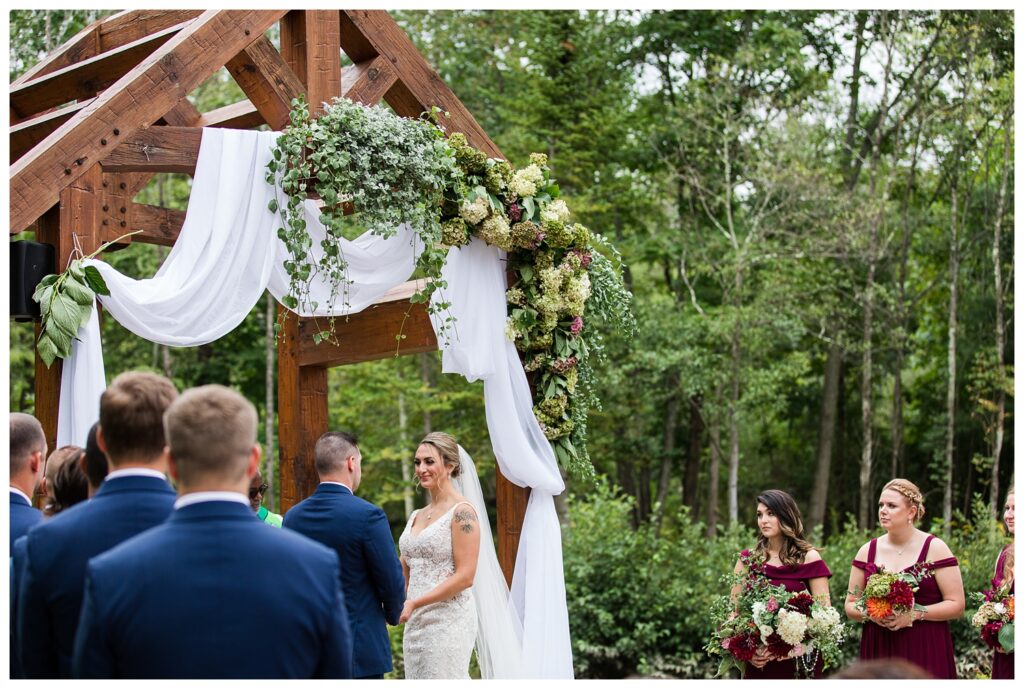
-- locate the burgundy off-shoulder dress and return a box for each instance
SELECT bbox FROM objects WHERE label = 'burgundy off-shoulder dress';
[743,558,832,680]
[990,545,1014,680]
[852,534,958,679]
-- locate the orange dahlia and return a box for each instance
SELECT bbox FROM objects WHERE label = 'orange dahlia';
[1007,597,1014,621]
[866,597,893,619]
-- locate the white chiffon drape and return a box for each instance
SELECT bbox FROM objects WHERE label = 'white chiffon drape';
[56,127,573,678]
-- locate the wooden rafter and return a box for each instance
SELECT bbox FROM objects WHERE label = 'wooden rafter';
[9,9,287,234]
[226,35,306,130]
[341,56,398,105]
[10,22,194,121]
[196,100,265,129]
[339,10,502,158]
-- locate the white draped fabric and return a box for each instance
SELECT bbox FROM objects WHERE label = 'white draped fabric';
[56,127,573,677]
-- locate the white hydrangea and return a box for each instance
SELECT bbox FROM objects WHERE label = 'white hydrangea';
[776,608,808,646]
[807,605,841,635]
[460,197,489,225]
[509,164,544,198]
[478,213,512,251]
[541,198,570,225]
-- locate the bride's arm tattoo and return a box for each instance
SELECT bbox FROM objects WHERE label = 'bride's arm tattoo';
[454,507,477,533]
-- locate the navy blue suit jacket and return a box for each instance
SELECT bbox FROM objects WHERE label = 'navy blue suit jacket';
[9,492,41,543]
[283,483,405,677]
[73,499,353,679]
[17,475,176,678]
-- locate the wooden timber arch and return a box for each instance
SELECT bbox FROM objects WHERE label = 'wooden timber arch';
[9,9,530,584]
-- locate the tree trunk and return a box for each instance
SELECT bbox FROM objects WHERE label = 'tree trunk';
[420,353,433,436]
[264,291,276,511]
[654,371,680,532]
[858,274,876,530]
[683,395,703,520]
[707,416,721,538]
[617,448,638,528]
[943,179,959,533]
[398,381,413,522]
[728,321,741,526]
[989,112,1011,515]
[841,11,869,187]
[809,338,842,530]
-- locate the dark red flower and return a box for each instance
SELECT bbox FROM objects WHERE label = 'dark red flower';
[507,203,523,223]
[728,631,760,662]
[787,592,815,617]
[766,632,793,659]
[886,579,915,611]
[981,621,1004,649]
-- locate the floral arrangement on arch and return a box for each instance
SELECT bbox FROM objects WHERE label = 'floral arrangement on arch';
[705,549,847,678]
[267,96,635,477]
[971,583,1014,654]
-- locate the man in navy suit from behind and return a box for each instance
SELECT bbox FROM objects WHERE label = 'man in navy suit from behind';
[9,413,45,542]
[17,372,178,678]
[284,431,405,679]
[73,385,353,679]
[9,412,45,679]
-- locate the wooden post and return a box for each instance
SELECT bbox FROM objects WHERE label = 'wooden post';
[277,10,341,512]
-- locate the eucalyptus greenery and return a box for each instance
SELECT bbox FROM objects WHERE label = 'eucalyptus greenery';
[266,95,459,344]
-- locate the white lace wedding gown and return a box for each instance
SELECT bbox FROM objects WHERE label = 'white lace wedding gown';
[399,503,478,679]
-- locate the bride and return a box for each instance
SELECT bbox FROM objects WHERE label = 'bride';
[398,432,522,679]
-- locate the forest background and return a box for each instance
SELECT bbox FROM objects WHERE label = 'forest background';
[7,9,1015,678]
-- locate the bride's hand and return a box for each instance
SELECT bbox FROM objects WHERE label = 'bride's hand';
[399,599,417,624]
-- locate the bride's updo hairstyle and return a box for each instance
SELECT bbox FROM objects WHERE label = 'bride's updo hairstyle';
[419,432,462,478]
[882,478,925,523]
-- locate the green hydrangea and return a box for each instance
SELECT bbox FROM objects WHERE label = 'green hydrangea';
[460,197,489,225]
[543,219,573,248]
[441,218,470,247]
[541,198,570,225]
[529,152,549,168]
[485,160,512,195]
[511,220,543,250]
[478,212,512,251]
[509,164,545,198]
[505,286,527,306]
[571,222,592,248]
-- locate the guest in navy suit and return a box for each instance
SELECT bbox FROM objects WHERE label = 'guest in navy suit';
[17,372,178,678]
[9,412,45,542]
[73,384,353,679]
[9,412,45,679]
[284,431,405,679]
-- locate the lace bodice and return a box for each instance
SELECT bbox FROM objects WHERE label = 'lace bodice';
[398,503,477,679]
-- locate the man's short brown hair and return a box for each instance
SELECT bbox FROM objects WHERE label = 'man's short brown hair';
[164,385,257,485]
[99,372,178,464]
[10,412,46,472]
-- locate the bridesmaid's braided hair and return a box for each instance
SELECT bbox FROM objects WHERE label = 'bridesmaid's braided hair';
[754,489,817,567]
[882,478,926,523]
[419,431,462,478]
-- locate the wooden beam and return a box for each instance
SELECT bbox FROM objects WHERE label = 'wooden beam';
[341,56,398,106]
[97,10,204,52]
[497,474,531,587]
[297,280,438,367]
[226,35,306,130]
[279,11,345,513]
[339,10,503,159]
[10,100,93,164]
[102,126,202,174]
[10,22,193,121]
[158,98,202,127]
[130,202,185,246]
[10,19,102,88]
[196,100,265,129]
[10,9,287,234]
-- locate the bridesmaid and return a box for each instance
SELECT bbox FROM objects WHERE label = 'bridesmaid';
[990,487,1014,679]
[731,489,832,679]
[844,478,965,678]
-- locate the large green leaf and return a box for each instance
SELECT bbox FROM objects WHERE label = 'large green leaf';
[36,333,59,369]
[63,276,95,306]
[82,265,110,296]
[998,622,1014,652]
[48,291,84,338]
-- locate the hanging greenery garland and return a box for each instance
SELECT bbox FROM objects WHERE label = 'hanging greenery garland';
[268,96,635,476]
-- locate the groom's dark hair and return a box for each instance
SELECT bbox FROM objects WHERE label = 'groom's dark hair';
[314,431,359,475]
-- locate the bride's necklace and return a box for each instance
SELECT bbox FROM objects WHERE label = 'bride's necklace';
[425,494,454,521]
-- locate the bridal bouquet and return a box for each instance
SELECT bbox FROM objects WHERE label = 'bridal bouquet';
[971,584,1015,653]
[854,563,929,621]
[705,550,847,677]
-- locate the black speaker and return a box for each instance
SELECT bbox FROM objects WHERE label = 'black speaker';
[10,240,56,321]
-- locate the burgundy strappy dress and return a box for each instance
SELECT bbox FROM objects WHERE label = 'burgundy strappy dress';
[852,534,958,679]
[743,559,832,680]
[990,545,1014,679]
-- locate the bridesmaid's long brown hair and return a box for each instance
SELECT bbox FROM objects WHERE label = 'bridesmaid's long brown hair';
[754,489,817,567]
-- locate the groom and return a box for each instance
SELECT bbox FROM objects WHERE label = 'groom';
[283,432,405,679]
